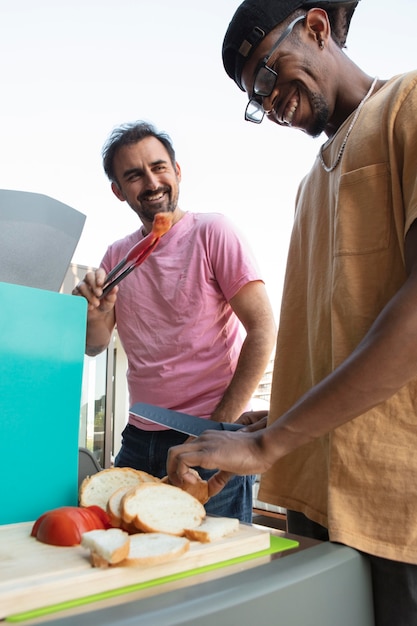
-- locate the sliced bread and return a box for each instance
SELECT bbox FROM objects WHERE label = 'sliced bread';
[79,467,160,511]
[184,516,240,543]
[123,533,190,566]
[122,482,206,536]
[107,486,141,533]
[81,528,130,567]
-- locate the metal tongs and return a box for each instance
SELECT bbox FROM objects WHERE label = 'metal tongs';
[101,212,173,298]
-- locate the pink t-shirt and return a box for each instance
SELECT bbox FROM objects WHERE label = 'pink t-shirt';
[101,212,263,430]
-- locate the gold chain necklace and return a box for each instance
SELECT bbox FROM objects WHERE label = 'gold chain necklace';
[318,77,378,173]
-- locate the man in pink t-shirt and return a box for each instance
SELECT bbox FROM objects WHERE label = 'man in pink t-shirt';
[74,121,276,522]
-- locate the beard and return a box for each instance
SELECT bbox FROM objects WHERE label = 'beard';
[130,185,179,222]
[308,90,330,138]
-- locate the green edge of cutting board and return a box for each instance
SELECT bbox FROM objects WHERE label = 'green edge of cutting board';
[6,535,298,623]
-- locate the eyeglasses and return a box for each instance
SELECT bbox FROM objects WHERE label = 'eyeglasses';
[245,15,305,124]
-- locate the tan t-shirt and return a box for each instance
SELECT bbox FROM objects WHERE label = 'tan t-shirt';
[259,71,417,563]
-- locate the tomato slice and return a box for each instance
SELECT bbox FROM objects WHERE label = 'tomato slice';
[85,505,112,528]
[31,506,111,546]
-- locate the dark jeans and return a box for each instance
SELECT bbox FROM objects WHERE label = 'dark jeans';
[287,510,417,626]
[115,424,254,523]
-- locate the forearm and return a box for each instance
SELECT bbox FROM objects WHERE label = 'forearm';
[72,268,117,357]
[85,311,114,356]
[265,271,417,460]
[211,324,276,423]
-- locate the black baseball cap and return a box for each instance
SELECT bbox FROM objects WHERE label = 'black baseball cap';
[222,0,360,90]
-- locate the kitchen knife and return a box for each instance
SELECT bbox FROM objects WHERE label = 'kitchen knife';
[130,402,244,437]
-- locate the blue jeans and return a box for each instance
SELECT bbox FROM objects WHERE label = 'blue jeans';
[115,424,254,523]
[287,510,417,626]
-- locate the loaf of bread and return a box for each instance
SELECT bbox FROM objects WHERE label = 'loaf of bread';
[81,528,130,567]
[184,516,240,543]
[79,467,160,511]
[123,533,190,566]
[122,483,206,536]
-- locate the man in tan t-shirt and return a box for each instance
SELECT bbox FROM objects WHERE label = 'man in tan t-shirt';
[167,2,417,625]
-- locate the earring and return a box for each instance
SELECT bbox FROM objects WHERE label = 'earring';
[319,39,324,50]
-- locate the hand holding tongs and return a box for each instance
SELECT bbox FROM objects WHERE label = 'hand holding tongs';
[101,212,173,298]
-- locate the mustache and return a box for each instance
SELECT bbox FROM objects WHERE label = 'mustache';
[140,186,170,201]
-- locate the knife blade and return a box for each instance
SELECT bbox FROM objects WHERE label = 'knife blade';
[129,402,244,437]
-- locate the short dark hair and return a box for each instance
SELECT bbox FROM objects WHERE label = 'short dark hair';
[102,121,176,183]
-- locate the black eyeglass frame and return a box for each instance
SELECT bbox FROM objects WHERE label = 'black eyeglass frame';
[245,14,306,124]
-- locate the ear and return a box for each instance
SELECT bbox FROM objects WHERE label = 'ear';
[305,8,331,48]
[111,181,126,202]
[175,162,182,182]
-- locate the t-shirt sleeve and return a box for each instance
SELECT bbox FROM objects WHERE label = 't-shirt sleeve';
[204,214,264,302]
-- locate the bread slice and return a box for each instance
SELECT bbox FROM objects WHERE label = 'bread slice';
[79,467,160,511]
[184,516,240,543]
[106,485,129,527]
[122,483,206,536]
[81,528,130,567]
[107,486,141,533]
[123,533,190,566]
[161,468,209,505]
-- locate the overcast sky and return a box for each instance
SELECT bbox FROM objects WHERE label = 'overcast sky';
[1,0,416,315]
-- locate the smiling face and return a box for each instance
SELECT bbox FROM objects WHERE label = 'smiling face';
[111,136,182,229]
[241,9,334,137]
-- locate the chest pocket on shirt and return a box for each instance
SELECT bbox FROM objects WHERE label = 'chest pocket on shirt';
[335,162,391,255]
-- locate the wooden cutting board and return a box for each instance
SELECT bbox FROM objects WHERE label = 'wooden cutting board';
[0,520,271,619]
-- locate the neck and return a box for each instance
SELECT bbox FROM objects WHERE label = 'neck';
[325,73,384,139]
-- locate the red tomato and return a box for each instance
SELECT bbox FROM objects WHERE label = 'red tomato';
[31,506,111,546]
[84,505,113,527]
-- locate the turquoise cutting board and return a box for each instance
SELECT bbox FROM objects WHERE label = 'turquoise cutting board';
[0,282,87,524]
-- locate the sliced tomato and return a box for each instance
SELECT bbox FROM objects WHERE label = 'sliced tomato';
[84,505,113,528]
[31,506,111,546]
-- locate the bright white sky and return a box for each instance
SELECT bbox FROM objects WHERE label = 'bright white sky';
[1,0,416,316]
